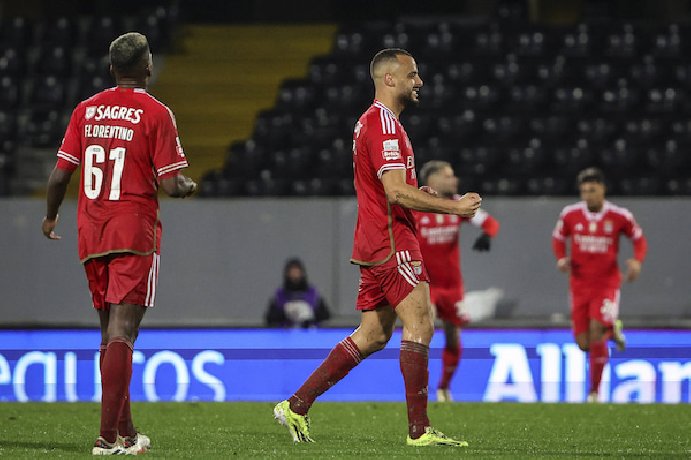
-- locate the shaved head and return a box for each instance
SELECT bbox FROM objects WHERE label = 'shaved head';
[369,48,412,80]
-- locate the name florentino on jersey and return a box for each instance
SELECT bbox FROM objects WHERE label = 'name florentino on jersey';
[85,125,135,141]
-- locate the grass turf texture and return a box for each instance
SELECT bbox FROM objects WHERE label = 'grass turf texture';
[1,402,689,458]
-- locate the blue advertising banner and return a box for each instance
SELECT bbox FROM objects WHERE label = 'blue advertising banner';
[0,328,689,403]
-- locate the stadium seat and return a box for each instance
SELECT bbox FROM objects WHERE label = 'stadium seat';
[34,47,71,76]
[85,17,123,56]
[601,138,645,173]
[504,138,547,176]
[28,75,66,109]
[21,110,66,148]
[276,80,316,112]
[39,17,75,48]
[0,76,20,108]
[526,176,570,196]
[199,12,691,196]
[646,139,691,175]
[553,138,595,177]
[665,177,691,195]
[618,176,660,195]
[0,47,24,76]
[244,177,289,196]
[480,176,523,195]
[1,17,30,49]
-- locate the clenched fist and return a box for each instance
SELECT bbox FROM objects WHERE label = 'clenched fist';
[454,192,482,217]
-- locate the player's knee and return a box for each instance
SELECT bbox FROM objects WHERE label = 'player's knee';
[368,331,392,353]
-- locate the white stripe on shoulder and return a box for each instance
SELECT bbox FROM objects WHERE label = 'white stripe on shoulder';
[605,202,634,220]
[559,202,584,217]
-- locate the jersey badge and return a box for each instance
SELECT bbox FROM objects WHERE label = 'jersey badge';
[411,260,423,275]
[382,139,400,161]
[604,220,613,233]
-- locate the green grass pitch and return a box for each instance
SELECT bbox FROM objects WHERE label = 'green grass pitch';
[1,402,689,458]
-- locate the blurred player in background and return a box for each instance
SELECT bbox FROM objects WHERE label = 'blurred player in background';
[415,161,499,402]
[273,48,482,447]
[552,167,647,403]
[42,32,196,455]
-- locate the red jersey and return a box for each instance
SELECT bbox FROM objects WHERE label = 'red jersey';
[351,100,420,266]
[552,200,647,288]
[55,87,188,262]
[416,206,499,289]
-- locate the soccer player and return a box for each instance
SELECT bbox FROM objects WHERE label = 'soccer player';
[41,32,197,455]
[273,48,482,447]
[415,161,499,403]
[552,167,647,403]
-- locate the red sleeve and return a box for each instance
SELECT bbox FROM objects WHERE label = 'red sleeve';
[154,106,189,179]
[366,112,406,180]
[467,209,499,236]
[481,214,499,237]
[552,211,569,260]
[633,235,648,262]
[552,237,567,260]
[55,107,82,171]
[621,211,647,262]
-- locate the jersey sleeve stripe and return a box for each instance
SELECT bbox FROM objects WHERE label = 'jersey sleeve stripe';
[57,151,80,165]
[157,160,189,176]
[378,107,397,135]
[376,163,406,178]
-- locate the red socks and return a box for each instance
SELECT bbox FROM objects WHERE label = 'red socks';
[289,336,363,415]
[589,340,609,395]
[100,338,133,443]
[100,343,136,438]
[400,341,430,439]
[438,344,461,390]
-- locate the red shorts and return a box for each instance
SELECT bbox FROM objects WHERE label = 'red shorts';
[84,252,160,310]
[430,286,468,327]
[569,286,620,335]
[356,251,430,311]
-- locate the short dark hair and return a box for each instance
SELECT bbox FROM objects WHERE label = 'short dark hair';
[369,48,412,79]
[577,167,605,185]
[419,160,451,186]
[109,32,150,73]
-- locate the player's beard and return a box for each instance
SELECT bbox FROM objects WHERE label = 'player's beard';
[398,89,419,108]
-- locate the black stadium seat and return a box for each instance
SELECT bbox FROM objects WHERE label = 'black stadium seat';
[199,8,691,196]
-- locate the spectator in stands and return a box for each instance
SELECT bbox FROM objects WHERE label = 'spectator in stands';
[265,258,330,328]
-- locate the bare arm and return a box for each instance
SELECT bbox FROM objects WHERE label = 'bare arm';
[381,169,481,216]
[42,167,74,239]
[159,173,197,198]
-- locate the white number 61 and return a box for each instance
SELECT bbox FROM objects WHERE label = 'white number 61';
[83,145,126,200]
